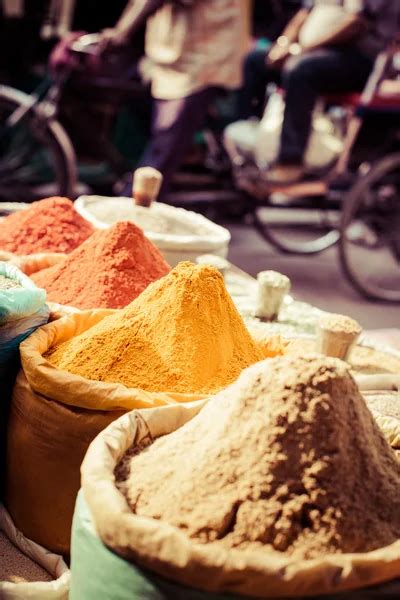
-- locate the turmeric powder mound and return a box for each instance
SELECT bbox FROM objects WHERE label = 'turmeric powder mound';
[45,262,283,394]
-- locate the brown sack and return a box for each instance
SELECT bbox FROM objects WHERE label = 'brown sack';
[6,371,125,555]
[81,402,400,598]
[5,310,209,555]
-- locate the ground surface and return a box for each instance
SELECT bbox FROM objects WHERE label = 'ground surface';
[226,222,399,329]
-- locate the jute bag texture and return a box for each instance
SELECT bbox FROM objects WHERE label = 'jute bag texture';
[5,310,209,555]
[81,401,400,598]
[71,491,400,600]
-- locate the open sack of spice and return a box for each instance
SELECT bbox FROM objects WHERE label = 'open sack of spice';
[76,354,400,599]
[0,263,49,497]
[0,253,79,322]
[0,263,49,383]
[0,196,94,255]
[0,504,69,599]
[6,262,283,554]
[74,196,231,267]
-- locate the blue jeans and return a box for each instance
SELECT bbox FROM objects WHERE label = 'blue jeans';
[129,87,217,200]
[239,47,372,164]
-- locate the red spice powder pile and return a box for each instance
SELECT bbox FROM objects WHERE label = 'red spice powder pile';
[32,221,170,309]
[0,197,94,255]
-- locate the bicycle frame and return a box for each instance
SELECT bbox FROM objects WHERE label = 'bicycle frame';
[3,36,100,132]
[335,43,400,176]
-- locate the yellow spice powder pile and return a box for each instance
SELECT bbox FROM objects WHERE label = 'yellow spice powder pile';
[45,262,283,394]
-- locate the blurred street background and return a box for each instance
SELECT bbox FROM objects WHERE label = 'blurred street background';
[0,0,399,324]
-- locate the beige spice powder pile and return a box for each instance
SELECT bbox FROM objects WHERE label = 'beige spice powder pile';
[116,355,400,560]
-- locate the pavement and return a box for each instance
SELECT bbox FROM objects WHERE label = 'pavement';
[226,222,400,329]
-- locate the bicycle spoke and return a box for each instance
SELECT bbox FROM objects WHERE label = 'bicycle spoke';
[340,154,400,301]
[253,203,340,255]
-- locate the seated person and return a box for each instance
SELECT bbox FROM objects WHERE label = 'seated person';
[239,0,400,184]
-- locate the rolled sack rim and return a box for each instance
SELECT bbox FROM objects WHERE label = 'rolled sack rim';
[74,196,231,249]
[81,405,400,598]
[0,504,70,596]
[19,309,210,412]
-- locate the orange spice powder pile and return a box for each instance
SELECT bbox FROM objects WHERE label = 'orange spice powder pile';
[32,221,170,309]
[0,197,94,255]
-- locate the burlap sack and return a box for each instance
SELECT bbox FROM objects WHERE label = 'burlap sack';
[5,310,209,555]
[81,402,400,598]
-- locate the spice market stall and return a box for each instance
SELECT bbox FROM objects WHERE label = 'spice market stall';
[1,188,400,598]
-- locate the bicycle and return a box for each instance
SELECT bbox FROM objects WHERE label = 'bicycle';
[340,151,400,302]
[0,35,399,302]
[0,33,148,202]
[228,44,400,256]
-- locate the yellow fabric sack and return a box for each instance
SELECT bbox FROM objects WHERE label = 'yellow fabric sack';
[0,251,66,275]
[5,310,210,555]
[6,371,125,556]
[17,253,66,276]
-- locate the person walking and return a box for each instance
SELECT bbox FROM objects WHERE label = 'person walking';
[100,0,248,199]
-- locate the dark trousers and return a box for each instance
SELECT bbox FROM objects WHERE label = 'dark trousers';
[238,47,372,164]
[135,87,217,200]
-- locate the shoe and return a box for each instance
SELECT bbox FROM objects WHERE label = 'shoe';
[264,164,305,185]
[345,220,378,248]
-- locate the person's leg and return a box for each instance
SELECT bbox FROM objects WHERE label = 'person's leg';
[237,48,280,120]
[268,48,372,183]
[134,87,217,200]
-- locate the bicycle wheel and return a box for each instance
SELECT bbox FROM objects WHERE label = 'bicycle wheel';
[0,85,77,201]
[340,153,400,302]
[252,183,341,255]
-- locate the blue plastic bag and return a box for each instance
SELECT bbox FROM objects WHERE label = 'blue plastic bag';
[0,262,49,498]
[0,262,46,324]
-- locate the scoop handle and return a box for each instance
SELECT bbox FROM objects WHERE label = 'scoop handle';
[132,167,163,207]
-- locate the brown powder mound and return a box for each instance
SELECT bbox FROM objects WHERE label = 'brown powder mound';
[32,221,170,309]
[0,531,53,583]
[116,355,400,559]
[46,262,283,394]
[0,197,94,254]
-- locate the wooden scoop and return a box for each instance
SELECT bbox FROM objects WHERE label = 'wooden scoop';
[132,167,163,207]
[316,313,362,361]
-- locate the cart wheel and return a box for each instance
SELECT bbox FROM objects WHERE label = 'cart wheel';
[0,85,77,201]
[252,181,340,255]
[339,153,400,302]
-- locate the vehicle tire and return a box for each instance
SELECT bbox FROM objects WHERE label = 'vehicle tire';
[339,153,400,302]
[0,85,77,201]
[252,191,340,255]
